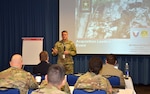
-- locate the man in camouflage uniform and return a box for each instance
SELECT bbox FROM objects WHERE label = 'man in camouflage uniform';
[40,78,71,94]
[31,64,67,94]
[100,54,125,88]
[74,56,112,94]
[52,30,77,74]
[0,54,38,94]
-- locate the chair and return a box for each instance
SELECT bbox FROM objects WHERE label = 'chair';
[107,76,120,87]
[28,89,35,94]
[73,89,107,94]
[0,88,20,94]
[67,74,79,86]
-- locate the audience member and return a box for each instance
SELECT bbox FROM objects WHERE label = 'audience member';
[40,79,70,94]
[100,54,125,88]
[33,51,52,76]
[74,56,112,94]
[31,64,67,94]
[0,54,38,94]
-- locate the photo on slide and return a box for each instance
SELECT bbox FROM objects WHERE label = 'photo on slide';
[75,0,150,39]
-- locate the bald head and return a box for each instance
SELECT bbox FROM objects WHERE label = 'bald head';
[10,54,23,69]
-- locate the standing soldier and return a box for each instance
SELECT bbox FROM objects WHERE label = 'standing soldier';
[52,30,77,74]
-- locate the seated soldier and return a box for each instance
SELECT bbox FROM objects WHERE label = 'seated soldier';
[31,64,70,94]
[0,54,38,94]
[74,56,112,94]
[100,54,125,88]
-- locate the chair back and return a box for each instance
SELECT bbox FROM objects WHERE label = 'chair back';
[107,76,120,87]
[28,89,35,94]
[67,74,79,86]
[0,88,20,94]
[73,89,107,94]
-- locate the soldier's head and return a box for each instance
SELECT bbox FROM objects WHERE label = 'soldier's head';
[39,51,49,62]
[10,54,23,69]
[88,56,103,75]
[61,30,68,41]
[106,54,117,65]
[46,64,66,89]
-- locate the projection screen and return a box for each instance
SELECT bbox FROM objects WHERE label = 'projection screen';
[59,0,150,55]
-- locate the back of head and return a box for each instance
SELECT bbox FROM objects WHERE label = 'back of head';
[39,51,49,61]
[47,64,65,85]
[88,56,103,75]
[10,54,23,69]
[106,54,116,65]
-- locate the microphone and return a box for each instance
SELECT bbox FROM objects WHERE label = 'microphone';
[64,45,66,51]
[63,43,66,59]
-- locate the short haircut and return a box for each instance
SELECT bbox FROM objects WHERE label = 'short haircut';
[62,30,68,34]
[106,54,117,65]
[88,56,103,75]
[47,64,65,85]
[39,51,48,61]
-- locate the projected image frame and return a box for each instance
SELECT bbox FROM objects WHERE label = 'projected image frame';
[59,0,150,55]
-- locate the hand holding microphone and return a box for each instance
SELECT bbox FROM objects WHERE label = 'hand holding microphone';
[63,45,69,55]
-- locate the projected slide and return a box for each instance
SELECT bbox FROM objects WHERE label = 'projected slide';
[59,0,150,54]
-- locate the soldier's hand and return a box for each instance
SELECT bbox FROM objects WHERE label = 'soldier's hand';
[64,51,69,55]
[52,48,58,54]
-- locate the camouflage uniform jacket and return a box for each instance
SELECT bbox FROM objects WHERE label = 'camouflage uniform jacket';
[100,63,125,88]
[0,67,38,94]
[31,84,66,94]
[74,72,112,94]
[40,80,71,94]
[52,40,76,65]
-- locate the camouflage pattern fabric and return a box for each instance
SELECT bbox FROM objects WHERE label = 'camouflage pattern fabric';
[0,67,38,94]
[74,72,112,94]
[52,40,76,74]
[31,84,66,94]
[100,63,125,88]
[63,64,73,75]
[40,80,70,94]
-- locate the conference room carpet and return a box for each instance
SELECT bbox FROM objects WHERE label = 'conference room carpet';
[134,84,150,94]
